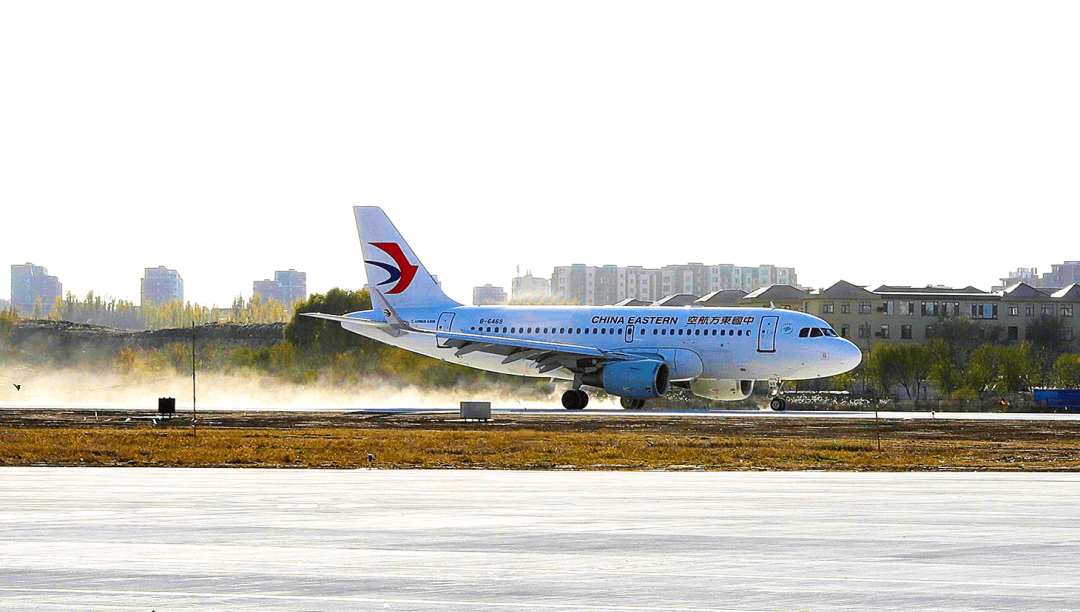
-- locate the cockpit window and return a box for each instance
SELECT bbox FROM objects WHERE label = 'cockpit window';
[801,327,839,338]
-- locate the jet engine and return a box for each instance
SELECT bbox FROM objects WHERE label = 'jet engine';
[689,378,754,401]
[584,360,670,399]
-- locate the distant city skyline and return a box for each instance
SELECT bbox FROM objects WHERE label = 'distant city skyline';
[8,262,309,312]
[4,3,1078,306]
[6,255,1080,311]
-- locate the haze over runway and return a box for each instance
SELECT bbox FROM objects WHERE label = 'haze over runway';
[2,468,1079,611]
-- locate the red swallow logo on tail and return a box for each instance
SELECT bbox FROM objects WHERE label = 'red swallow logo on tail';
[366,242,419,294]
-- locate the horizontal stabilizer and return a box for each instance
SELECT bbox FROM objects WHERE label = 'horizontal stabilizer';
[301,311,404,337]
[300,312,385,325]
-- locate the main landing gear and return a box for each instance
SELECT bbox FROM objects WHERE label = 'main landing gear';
[561,389,589,410]
[620,397,646,410]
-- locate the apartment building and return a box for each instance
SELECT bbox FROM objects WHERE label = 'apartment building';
[10,263,62,314]
[511,271,550,303]
[141,266,184,307]
[552,262,797,306]
[803,281,1080,350]
[472,284,507,306]
[994,261,1080,291]
[253,269,307,307]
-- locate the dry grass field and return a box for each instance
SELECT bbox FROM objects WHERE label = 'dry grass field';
[2,409,1079,470]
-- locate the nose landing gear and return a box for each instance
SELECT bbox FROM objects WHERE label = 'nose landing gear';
[561,389,589,410]
[768,378,787,411]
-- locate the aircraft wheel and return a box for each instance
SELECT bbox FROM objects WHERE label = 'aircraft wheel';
[621,398,645,410]
[561,390,582,410]
[770,397,787,411]
[577,390,589,409]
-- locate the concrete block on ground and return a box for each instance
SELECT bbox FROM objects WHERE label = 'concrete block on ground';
[460,401,491,420]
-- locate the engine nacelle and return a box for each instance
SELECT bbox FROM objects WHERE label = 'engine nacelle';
[689,378,754,401]
[589,360,670,399]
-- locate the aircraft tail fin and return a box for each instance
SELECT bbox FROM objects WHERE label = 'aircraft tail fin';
[354,206,460,311]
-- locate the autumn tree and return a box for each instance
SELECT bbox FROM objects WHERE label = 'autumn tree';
[284,288,373,354]
[965,343,1035,395]
[1051,353,1080,388]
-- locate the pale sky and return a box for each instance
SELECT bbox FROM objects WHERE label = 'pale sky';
[3,2,1078,307]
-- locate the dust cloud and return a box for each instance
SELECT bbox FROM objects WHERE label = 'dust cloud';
[0,367,624,410]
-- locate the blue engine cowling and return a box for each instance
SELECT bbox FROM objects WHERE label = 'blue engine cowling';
[598,360,670,399]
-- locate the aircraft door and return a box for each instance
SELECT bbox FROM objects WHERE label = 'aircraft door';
[625,324,635,343]
[757,316,778,353]
[436,312,455,348]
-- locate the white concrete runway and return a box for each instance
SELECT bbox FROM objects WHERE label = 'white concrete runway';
[2,469,1079,611]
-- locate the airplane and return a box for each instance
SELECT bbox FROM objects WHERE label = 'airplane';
[304,207,863,410]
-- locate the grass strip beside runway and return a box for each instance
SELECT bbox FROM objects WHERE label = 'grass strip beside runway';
[2,425,1079,470]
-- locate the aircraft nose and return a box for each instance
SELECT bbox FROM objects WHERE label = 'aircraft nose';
[838,339,863,372]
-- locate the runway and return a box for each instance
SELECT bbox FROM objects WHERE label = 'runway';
[2,468,1079,610]
[3,401,1080,421]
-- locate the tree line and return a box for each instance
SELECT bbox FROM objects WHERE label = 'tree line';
[6,289,1080,402]
[854,317,1080,399]
[5,291,296,330]
[1,288,549,395]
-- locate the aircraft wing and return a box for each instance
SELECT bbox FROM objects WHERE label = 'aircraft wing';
[302,310,638,375]
[408,326,639,375]
[415,327,607,358]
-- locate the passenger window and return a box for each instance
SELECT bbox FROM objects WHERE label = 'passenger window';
[502,327,507,333]
[661,329,666,335]
[653,329,658,335]
[544,327,549,333]
[712,330,717,336]
[737,330,742,336]
[593,328,598,334]
[799,328,810,338]
[559,327,565,333]
[617,328,623,335]
[584,328,590,334]
[600,328,606,335]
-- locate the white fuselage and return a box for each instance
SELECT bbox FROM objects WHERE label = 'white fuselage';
[343,304,862,383]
